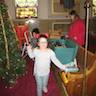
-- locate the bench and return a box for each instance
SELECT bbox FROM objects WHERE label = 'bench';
[49,38,78,64]
[59,46,96,96]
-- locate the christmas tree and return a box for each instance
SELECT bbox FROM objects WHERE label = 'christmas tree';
[0,1,26,87]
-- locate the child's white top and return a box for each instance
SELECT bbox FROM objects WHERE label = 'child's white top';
[27,46,65,76]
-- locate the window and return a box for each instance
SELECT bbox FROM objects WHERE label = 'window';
[15,0,38,19]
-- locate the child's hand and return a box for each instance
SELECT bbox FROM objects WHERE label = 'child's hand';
[26,44,31,47]
[27,44,32,50]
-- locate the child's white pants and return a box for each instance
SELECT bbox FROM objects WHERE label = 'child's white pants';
[35,74,49,96]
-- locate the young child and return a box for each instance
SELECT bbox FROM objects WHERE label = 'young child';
[27,35,66,96]
[30,28,40,48]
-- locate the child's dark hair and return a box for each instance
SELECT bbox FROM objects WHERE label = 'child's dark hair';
[69,10,79,18]
[37,34,48,42]
[32,28,40,34]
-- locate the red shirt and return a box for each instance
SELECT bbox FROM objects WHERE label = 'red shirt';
[67,18,85,45]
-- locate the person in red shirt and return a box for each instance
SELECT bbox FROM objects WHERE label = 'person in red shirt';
[65,10,85,46]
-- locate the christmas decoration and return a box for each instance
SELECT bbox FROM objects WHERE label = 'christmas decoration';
[0,2,26,87]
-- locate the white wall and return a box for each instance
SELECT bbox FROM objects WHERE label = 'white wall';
[5,0,15,20]
[38,0,49,19]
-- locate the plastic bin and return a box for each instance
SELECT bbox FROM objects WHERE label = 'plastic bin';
[49,38,78,64]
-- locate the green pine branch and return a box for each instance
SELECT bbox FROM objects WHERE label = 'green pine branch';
[0,2,26,87]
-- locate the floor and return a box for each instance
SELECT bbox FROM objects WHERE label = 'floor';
[0,58,63,96]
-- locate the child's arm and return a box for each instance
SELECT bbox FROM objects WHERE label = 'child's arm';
[50,50,66,70]
[27,44,35,58]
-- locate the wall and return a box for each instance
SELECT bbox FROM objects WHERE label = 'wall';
[38,0,49,19]
[5,0,49,20]
[5,0,86,20]
[5,0,86,33]
[39,19,71,33]
[5,0,15,20]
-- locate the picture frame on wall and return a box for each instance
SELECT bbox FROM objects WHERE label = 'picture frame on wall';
[50,22,70,38]
[51,0,80,15]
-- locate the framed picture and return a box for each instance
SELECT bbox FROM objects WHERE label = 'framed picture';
[52,22,71,36]
[52,0,80,15]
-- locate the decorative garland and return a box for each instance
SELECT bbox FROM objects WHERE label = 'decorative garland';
[0,2,26,87]
[0,11,10,69]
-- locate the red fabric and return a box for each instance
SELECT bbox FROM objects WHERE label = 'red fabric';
[34,33,49,38]
[15,25,29,47]
[67,18,85,45]
[0,59,62,96]
[44,33,49,38]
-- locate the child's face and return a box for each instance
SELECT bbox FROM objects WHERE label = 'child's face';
[38,38,48,49]
[70,15,75,22]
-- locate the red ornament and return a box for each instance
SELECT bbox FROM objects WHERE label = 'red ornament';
[44,33,49,38]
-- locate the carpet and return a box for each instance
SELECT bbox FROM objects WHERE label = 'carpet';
[0,59,62,96]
